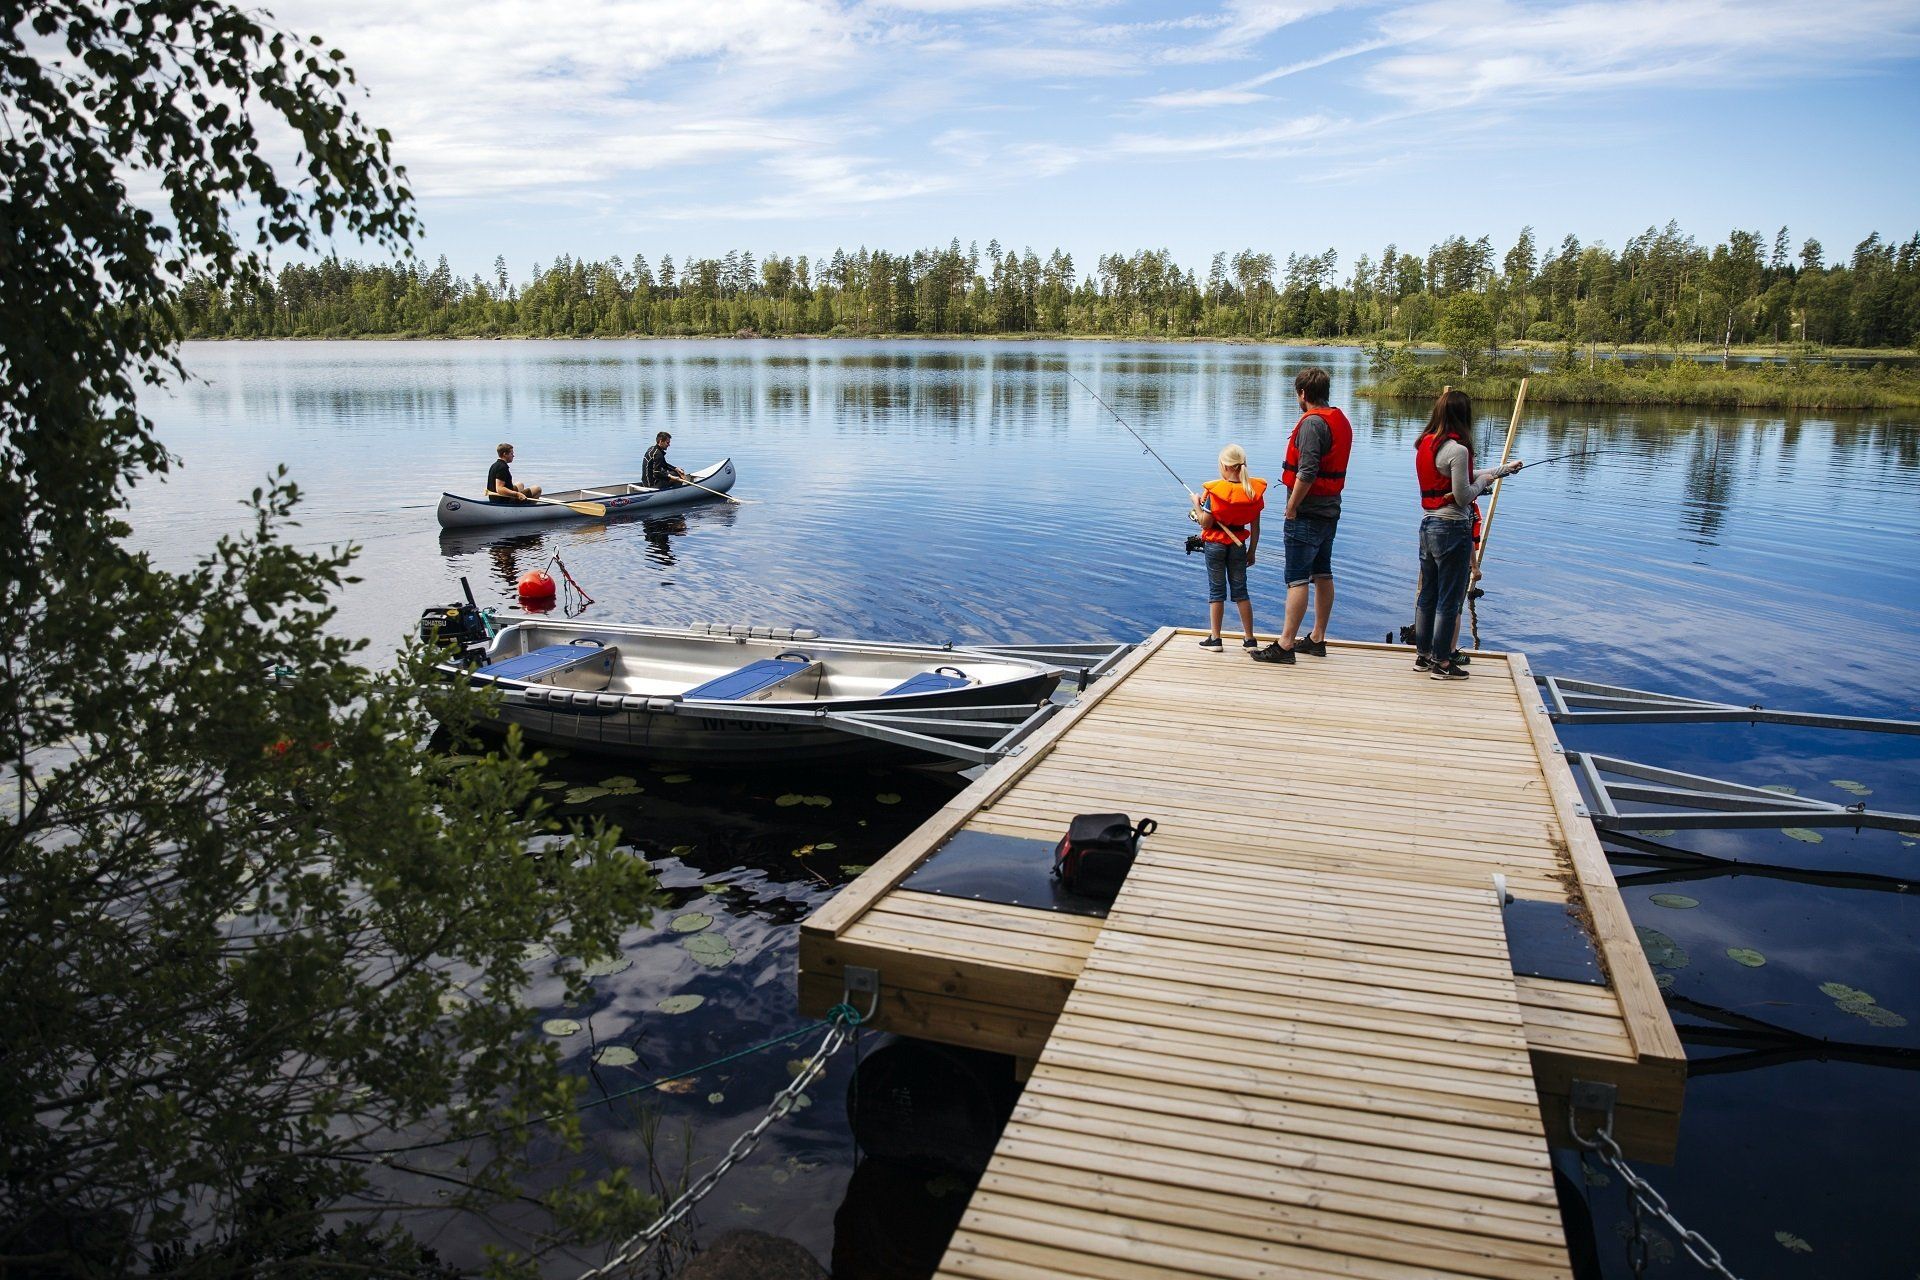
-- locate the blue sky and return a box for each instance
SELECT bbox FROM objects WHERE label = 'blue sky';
[278,0,1920,281]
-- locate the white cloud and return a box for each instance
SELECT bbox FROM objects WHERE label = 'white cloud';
[1160,0,1356,64]
[1138,87,1270,108]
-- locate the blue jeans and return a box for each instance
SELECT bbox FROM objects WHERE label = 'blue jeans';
[1202,541,1248,603]
[1283,514,1337,587]
[1414,515,1473,659]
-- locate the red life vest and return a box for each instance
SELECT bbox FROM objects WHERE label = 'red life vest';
[1283,406,1353,499]
[1414,432,1469,510]
[1199,476,1267,545]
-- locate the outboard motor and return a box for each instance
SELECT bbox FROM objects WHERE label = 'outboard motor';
[420,577,493,657]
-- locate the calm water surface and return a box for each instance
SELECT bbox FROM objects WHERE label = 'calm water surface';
[140,340,1920,1278]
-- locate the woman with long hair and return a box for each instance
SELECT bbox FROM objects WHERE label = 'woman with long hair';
[1412,390,1521,679]
[1192,444,1266,650]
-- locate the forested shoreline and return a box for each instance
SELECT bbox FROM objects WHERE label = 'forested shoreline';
[179,224,1920,355]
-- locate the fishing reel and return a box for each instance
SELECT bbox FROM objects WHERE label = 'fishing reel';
[1183,534,1206,555]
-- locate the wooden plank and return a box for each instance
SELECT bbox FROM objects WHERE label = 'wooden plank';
[1502,651,1685,1069]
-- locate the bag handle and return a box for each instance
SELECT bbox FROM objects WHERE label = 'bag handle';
[1133,817,1157,839]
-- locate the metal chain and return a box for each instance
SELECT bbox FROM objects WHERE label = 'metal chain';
[576,1004,863,1280]
[1570,1101,1742,1280]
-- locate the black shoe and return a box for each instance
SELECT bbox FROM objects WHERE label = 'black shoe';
[1449,650,1472,666]
[1242,637,1260,650]
[1197,636,1223,650]
[1251,642,1295,664]
[1294,635,1328,657]
[1413,654,1433,672]
[1430,662,1469,681]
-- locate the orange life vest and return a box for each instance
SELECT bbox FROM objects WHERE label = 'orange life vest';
[1414,432,1469,511]
[1199,476,1267,545]
[1282,406,1353,499]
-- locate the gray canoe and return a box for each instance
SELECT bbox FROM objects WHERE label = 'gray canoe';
[435,459,735,529]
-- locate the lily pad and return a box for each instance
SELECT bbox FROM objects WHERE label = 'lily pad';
[1830,779,1870,795]
[1726,948,1767,967]
[874,793,901,805]
[841,864,872,876]
[662,774,692,784]
[684,933,737,968]
[775,793,804,807]
[707,1092,726,1104]
[815,842,838,851]
[600,775,639,790]
[1782,827,1824,843]
[702,881,731,893]
[1774,1231,1812,1254]
[521,941,555,963]
[541,1018,582,1037]
[438,991,472,1015]
[1649,893,1698,910]
[564,786,611,805]
[582,954,633,978]
[539,779,568,791]
[670,912,713,934]
[1760,784,1798,795]
[593,1045,639,1068]
[786,1057,809,1078]
[657,994,706,1015]
[672,845,696,855]
[1854,1004,1909,1028]
[1820,982,1873,1003]
[1635,926,1689,970]
[802,795,831,807]
[1640,829,1676,838]
[1654,972,1675,989]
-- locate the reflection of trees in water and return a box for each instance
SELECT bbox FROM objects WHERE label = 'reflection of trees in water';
[1679,426,1737,546]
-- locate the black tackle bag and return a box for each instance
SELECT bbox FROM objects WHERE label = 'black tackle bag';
[1051,813,1156,900]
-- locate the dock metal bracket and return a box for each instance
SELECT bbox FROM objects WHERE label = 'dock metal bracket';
[841,965,880,1022]
[1537,675,1920,735]
[1569,752,1920,834]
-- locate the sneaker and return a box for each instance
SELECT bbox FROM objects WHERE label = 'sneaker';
[1294,635,1328,657]
[1250,642,1295,664]
[1429,662,1469,681]
[1242,637,1260,650]
[1197,636,1223,650]
[1413,654,1433,672]
[1449,650,1472,666]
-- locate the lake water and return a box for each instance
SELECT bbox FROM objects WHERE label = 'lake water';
[141,340,1920,1278]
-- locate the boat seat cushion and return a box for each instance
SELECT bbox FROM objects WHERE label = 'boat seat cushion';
[683,657,815,701]
[476,644,614,682]
[882,670,972,697]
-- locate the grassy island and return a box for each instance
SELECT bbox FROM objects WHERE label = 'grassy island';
[1359,353,1920,411]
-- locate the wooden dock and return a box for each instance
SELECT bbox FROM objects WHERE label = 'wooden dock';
[799,628,1685,1278]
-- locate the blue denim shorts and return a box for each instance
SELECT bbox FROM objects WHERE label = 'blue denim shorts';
[1202,540,1248,603]
[1282,514,1338,587]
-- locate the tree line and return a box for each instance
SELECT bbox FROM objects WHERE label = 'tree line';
[178,225,1920,352]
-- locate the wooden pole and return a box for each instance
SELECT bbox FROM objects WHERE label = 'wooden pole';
[1472,376,1528,577]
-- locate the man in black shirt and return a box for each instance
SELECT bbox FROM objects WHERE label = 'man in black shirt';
[486,442,541,503]
[641,431,687,490]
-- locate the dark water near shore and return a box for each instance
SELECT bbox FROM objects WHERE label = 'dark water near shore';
[141,340,1920,1278]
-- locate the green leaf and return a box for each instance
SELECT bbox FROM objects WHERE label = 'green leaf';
[657,994,705,1014]
[1726,948,1767,968]
[671,845,696,855]
[565,786,611,805]
[875,793,901,805]
[841,864,872,876]
[1819,982,1871,1002]
[1782,827,1824,843]
[1760,784,1798,795]
[662,774,692,784]
[1829,779,1870,795]
[707,1092,726,1104]
[1635,926,1689,970]
[1774,1231,1812,1254]
[541,1018,582,1037]
[582,955,633,978]
[592,1045,638,1068]
[683,933,737,968]
[775,793,804,807]
[815,842,837,851]
[669,912,713,934]
[1648,893,1698,909]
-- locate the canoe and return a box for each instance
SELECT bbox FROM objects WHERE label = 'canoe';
[434,459,735,529]
[437,618,1066,766]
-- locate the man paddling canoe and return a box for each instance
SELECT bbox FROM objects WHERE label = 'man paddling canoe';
[487,442,542,503]
[642,431,689,489]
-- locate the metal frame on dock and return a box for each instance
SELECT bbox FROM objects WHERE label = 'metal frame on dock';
[1569,752,1920,833]
[1537,674,1920,735]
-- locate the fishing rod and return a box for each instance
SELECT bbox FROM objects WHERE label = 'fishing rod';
[1066,371,1247,549]
[1522,448,1614,468]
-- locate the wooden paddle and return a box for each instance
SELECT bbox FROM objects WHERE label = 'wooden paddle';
[675,475,753,505]
[532,495,607,518]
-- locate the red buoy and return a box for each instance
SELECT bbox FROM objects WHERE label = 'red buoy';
[517,570,556,605]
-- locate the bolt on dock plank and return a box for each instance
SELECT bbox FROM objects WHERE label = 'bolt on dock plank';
[800,628,1685,1277]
